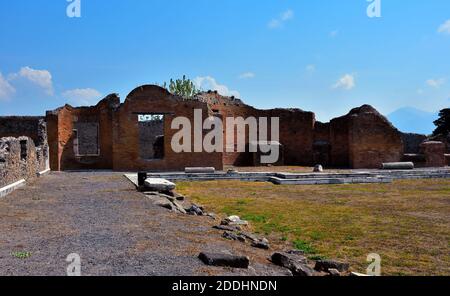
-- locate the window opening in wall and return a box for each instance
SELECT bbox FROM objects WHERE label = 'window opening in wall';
[138,114,165,160]
[73,122,100,156]
[20,140,27,161]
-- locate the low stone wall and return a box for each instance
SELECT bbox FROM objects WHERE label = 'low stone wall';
[402,133,428,154]
[0,137,42,189]
[420,141,446,167]
[0,116,49,173]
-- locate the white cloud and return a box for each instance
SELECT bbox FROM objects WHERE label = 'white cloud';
[0,72,16,101]
[426,78,446,88]
[268,9,294,29]
[238,72,255,79]
[194,76,240,98]
[329,30,339,37]
[333,74,356,90]
[306,64,316,73]
[281,10,294,21]
[438,20,450,34]
[9,66,54,95]
[62,88,102,106]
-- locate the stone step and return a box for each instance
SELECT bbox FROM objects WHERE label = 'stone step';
[148,175,271,182]
[131,168,450,186]
[146,172,274,182]
[269,176,393,185]
[275,173,377,179]
[384,173,450,180]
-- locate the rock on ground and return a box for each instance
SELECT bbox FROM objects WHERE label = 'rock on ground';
[221,215,248,226]
[144,178,176,192]
[198,252,250,269]
[314,260,350,272]
[271,252,314,276]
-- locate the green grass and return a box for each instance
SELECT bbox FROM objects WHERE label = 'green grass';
[11,251,32,259]
[177,178,450,276]
[293,239,317,254]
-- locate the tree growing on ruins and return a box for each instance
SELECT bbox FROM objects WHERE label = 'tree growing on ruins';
[162,75,200,99]
[432,108,450,137]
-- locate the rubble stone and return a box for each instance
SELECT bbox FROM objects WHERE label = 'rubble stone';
[198,252,249,269]
[144,178,176,192]
[221,215,248,226]
[271,252,313,276]
[314,260,350,273]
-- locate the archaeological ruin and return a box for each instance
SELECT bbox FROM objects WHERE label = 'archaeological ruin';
[0,117,50,195]
[1,84,449,191]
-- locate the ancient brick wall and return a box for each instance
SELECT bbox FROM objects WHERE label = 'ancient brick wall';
[46,94,119,171]
[74,122,100,156]
[347,105,403,169]
[44,85,407,171]
[0,137,39,188]
[312,122,331,166]
[46,87,223,172]
[138,119,165,160]
[329,116,350,167]
[402,133,428,154]
[420,141,446,167]
[197,92,315,166]
[112,86,223,171]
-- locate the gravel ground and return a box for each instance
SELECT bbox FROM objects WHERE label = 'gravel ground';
[0,172,289,276]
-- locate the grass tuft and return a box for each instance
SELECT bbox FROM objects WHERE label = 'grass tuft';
[11,251,32,259]
[292,239,317,254]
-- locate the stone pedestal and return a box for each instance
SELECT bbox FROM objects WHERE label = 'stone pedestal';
[420,141,446,167]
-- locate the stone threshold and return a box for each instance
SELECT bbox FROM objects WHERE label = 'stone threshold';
[0,179,26,198]
[38,168,51,177]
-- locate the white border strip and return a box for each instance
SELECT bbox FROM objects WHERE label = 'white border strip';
[0,179,26,198]
[38,168,51,176]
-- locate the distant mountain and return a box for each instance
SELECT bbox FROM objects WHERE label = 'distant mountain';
[387,107,438,135]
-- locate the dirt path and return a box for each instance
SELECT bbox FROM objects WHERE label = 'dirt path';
[0,172,288,276]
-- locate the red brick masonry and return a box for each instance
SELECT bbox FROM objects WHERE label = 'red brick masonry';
[41,85,442,172]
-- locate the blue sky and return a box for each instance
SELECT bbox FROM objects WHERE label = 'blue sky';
[0,0,449,126]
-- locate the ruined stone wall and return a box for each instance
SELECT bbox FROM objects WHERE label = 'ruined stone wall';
[329,116,350,167]
[46,95,119,171]
[347,105,403,169]
[112,86,223,171]
[420,141,446,167]
[312,122,331,166]
[44,86,406,171]
[402,133,428,154]
[0,117,45,145]
[201,94,403,169]
[0,137,39,188]
[46,87,223,172]
[274,108,315,165]
[313,122,330,143]
[138,119,164,160]
[198,92,315,166]
[197,92,255,166]
[0,116,49,172]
